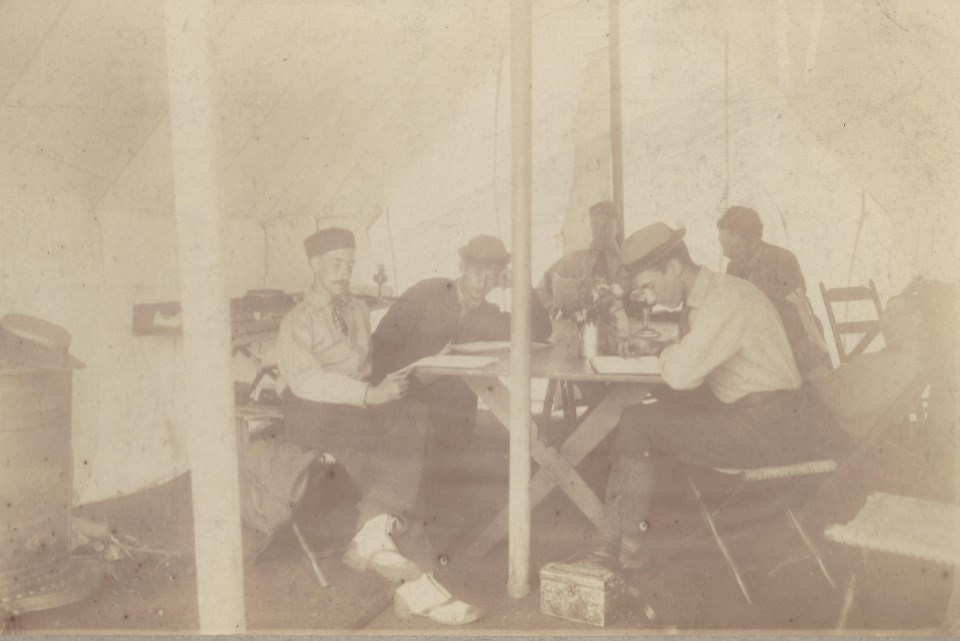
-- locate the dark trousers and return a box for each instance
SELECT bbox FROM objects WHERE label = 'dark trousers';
[411,377,479,456]
[282,393,430,528]
[603,384,846,538]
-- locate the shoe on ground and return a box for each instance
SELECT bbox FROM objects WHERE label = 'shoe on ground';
[393,572,483,625]
[342,514,422,583]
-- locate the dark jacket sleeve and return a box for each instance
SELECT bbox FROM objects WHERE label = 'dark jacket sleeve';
[777,248,806,294]
[456,289,553,343]
[371,291,423,383]
[371,278,462,383]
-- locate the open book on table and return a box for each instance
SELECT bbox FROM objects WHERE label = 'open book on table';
[391,354,499,378]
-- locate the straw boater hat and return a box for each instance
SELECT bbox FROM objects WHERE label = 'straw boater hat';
[617,222,687,278]
[0,314,85,369]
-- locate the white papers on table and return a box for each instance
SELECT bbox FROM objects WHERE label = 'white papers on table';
[448,341,550,354]
[590,355,660,376]
[391,354,499,377]
[415,354,498,370]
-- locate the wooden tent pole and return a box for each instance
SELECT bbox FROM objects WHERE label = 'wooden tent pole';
[508,0,533,600]
[608,0,625,244]
[162,0,246,632]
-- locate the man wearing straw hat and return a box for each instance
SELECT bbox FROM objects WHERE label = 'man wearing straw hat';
[276,227,482,625]
[578,222,842,573]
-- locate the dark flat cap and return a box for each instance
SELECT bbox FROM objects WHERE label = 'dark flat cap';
[458,235,510,268]
[617,222,686,277]
[304,227,355,258]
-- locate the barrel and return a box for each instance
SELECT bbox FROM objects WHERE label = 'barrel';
[0,362,97,613]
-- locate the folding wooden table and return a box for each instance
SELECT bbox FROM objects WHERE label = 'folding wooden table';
[414,347,661,558]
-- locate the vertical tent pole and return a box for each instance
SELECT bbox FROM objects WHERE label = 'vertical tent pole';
[947,308,960,632]
[508,0,533,600]
[608,0,625,245]
[162,0,246,631]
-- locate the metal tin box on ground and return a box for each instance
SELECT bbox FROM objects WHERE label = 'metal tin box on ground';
[540,561,625,627]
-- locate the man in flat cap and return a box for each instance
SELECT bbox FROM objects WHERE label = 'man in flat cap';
[371,234,552,463]
[536,201,623,311]
[277,227,482,625]
[578,222,843,573]
[717,205,831,380]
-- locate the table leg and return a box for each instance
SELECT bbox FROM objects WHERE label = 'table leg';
[464,379,648,556]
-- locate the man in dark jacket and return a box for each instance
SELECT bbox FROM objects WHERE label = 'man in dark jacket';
[717,205,832,379]
[372,235,552,455]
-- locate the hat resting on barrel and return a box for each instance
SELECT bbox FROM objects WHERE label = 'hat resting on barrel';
[304,227,355,258]
[617,222,687,278]
[0,314,85,369]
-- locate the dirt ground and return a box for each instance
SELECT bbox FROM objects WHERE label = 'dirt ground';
[8,408,955,634]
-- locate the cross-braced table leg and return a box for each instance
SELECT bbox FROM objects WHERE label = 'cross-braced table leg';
[465,380,649,556]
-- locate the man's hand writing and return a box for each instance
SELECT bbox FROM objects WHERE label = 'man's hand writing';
[622,336,666,357]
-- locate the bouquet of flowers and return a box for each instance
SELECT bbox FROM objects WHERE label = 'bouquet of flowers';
[553,277,625,356]
[553,277,624,325]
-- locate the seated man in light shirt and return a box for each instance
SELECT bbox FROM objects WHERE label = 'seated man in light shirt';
[276,227,482,626]
[578,222,844,572]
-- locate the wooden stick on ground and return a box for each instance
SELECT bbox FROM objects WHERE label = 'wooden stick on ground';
[292,523,330,588]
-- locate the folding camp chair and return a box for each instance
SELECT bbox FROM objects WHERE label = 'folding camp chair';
[684,458,839,605]
[819,280,884,363]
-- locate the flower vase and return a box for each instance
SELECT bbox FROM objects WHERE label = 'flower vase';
[579,322,599,358]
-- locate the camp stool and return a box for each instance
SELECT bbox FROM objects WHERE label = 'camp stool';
[684,458,839,605]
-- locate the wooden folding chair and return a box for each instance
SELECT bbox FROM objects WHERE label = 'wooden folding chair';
[819,280,884,363]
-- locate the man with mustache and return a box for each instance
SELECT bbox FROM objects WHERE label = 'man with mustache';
[276,227,482,625]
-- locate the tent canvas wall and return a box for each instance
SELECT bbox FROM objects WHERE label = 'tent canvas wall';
[0,0,956,505]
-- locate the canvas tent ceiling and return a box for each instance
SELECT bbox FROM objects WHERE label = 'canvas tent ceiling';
[0,0,956,502]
